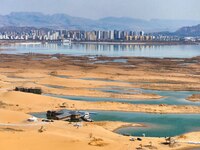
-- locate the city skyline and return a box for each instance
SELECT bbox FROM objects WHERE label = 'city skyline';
[1,0,200,20]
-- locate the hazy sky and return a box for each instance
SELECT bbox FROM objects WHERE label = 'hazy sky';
[1,0,200,20]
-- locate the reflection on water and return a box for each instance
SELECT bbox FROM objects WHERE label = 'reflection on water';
[1,43,200,58]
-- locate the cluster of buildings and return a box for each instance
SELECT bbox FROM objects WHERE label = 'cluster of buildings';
[0,30,60,41]
[68,30,155,41]
[0,29,199,42]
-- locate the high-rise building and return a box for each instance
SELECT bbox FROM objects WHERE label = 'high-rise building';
[109,31,114,40]
[114,30,121,40]
[103,31,109,40]
[140,31,145,36]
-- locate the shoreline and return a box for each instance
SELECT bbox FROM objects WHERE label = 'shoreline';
[44,92,164,100]
[1,39,199,46]
[187,94,200,102]
[0,53,199,115]
[0,52,200,150]
[112,124,147,133]
[72,40,199,46]
[88,121,146,132]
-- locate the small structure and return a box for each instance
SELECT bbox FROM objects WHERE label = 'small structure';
[15,87,42,94]
[165,137,176,147]
[27,116,38,122]
[46,110,93,122]
[81,112,93,122]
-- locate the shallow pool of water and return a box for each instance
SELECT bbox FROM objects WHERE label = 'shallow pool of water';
[32,111,200,137]
[45,87,200,106]
[91,111,200,137]
[80,78,124,83]
[51,75,71,79]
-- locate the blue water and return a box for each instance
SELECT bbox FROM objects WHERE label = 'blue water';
[32,110,200,137]
[92,111,200,137]
[4,43,199,137]
[93,59,128,64]
[40,73,200,137]
[51,75,71,79]
[44,87,200,106]
[1,43,200,58]
[80,78,124,83]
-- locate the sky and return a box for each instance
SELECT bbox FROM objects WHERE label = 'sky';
[1,0,200,20]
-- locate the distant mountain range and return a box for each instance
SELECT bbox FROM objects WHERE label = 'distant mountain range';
[153,24,200,37]
[0,26,50,33]
[175,24,200,36]
[0,12,200,32]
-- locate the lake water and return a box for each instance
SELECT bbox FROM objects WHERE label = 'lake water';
[41,85,200,137]
[44,87,200,106]
[1,43,200,58]
[2,42,200,137]
[93,111,200,137]
[42,85,200,137]
[32,111,200,137]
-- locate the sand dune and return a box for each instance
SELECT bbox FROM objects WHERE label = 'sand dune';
[0,54,200,150]
[0,108,199,150]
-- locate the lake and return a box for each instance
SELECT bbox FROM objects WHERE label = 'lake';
[3,42,200,138]
[93,111,200,137]
[32,111,200,137]
[44,87,200,106]
[1,43,200,58]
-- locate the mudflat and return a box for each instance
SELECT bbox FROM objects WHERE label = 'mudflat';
[0,53,200,150]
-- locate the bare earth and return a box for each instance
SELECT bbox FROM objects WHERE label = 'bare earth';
[187,94,200,102]
[0,53,200,150]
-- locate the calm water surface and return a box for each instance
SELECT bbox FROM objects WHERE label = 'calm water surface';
[42,87,200,137]
[1,43,200,58]
[32,111,200,137]
[93,111,200,137]
[3,43,200,137]
[45,88,200,106]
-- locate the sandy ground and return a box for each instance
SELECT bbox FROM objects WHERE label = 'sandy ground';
[0,54,200,150]
[0,54,200,114]
[187,94,200,102]
[1,91,200,114]
[1,108,200,150]
[89,121,145,132]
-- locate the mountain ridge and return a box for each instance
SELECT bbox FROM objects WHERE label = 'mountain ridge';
[175,24,200,36]
[0,12,200,32]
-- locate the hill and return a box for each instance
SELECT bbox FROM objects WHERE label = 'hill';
[175,24,200,36]
[0,12,200,32]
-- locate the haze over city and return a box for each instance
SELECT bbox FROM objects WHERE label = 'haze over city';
[1,0,200,20]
